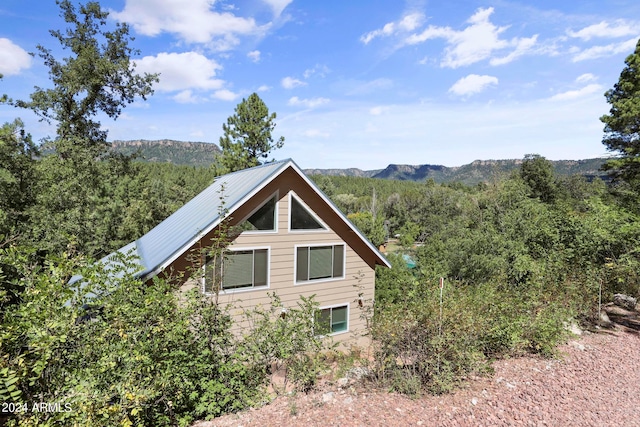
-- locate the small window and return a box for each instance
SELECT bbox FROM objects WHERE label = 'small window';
[296,244,344,282]
[316,305,348,335]
[290,196,325,230]
[241,196,276,231]
[204,249,268,292]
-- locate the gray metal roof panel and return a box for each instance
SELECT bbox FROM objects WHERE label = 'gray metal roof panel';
[98,157,389,280]
[109,159,292,278]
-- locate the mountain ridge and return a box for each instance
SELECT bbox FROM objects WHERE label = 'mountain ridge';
[109,140,608,184]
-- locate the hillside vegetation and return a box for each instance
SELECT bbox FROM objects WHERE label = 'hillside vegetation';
[111,139,608,184]
[111,139,221,166]
[2,3,639,423]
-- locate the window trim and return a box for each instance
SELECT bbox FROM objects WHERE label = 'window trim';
[239,191,279,235]
[294,242,346,285]
[288,191,328,233]
[315,303,350,336]
[202,246,271,295]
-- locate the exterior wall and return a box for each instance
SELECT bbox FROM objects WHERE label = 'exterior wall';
[180,175,376,349]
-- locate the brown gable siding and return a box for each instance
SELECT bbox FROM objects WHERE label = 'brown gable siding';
[178,168,376,347]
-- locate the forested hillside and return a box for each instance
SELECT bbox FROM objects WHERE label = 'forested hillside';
[111,139,221,166]
[307,157,608,184]
[108,138,608,184]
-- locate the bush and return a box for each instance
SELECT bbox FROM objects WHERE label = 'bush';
[241,293,330,394]
[0,249,265,426]
[369,279,572,395]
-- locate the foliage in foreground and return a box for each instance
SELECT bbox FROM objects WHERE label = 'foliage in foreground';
[364,156,640,396]
[368,279,573,395]
[0,250,328,426]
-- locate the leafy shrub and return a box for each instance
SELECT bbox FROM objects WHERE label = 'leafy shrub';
[241,293,330,394]
[0,250,265,426]
[369,279,572,395]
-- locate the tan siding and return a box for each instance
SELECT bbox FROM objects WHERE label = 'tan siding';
[177,174,378,348]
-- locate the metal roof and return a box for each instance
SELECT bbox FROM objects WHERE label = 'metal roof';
[95,158,390,281]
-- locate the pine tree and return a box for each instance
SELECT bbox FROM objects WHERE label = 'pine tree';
[600,38,640,186]
[218,93,284,173]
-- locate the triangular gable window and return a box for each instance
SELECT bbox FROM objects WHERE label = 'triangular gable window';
[290,195,325,230]
[242,196,276,231]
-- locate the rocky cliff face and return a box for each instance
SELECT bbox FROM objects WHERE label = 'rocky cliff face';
[110,139,221,166]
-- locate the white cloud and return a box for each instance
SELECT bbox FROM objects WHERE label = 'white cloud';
[173,90,199,104]
[572,37,638,61]
[0,38,31,76]
[441,8,531,68]
[288,96,330,108]
[303,64,330,79]
[400,8,539,68]
[576,73,596,84]
[549,83,602,101]
[213,89,238,101]
[360,12,425,44]
[567,20,638,40]
[111,0,265,49]
[449,74,498,96]
[257,85,271,92]
[135,52,224,92]
[281,76,307,89]
[262,0,293,17]
[247,50,261,62]
[490,35,538,66]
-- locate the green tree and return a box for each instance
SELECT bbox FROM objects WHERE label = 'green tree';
[15,0,157,159]
[0,74,8,104]
[0,120,38,238]
[520,154,558,203]
[347,211,386,247]
[11,0,157,257]
[600,38,640,186]
[218,93,284,173]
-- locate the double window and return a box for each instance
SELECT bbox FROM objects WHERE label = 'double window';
[316,304,349,335]
[296,244,344,283]
[204,248,268,292]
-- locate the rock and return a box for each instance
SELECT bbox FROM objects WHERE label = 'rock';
[598,310,613,327]
[604,303,635,317]
[564,321,582,336]
[569,341,585,351]
[613,294,637,311]
[471,397,478,405]
[346,367,370,380]
[337,377,349,388]
[322,392,335,403]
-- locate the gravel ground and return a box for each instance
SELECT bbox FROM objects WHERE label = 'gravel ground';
[196,328,640,427]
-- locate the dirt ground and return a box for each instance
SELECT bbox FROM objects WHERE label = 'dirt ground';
[195,327,640,427]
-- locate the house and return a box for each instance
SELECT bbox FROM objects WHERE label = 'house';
[101,159,390,346]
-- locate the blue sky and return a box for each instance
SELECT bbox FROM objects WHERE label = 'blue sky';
[1,0,639,169]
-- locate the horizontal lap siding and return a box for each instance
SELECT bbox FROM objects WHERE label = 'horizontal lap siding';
[181,184,376,347]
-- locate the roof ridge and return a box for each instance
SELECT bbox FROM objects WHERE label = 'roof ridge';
[215,158,292,180]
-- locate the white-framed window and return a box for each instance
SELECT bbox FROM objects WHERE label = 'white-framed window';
[239,192,278,233]
[288,192,327,231]
[315,303,349,335]
[203,247,269,292]
[295,243,345,283]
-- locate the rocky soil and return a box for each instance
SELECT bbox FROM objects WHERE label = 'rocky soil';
[196,327,640,427]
